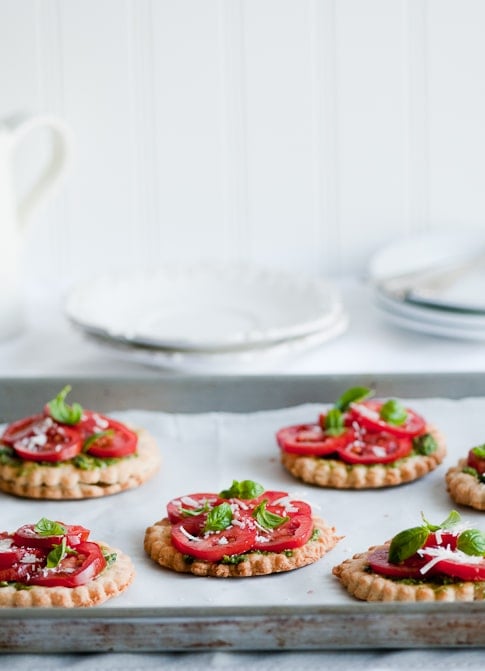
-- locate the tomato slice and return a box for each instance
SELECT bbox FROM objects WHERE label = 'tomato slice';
[347,401,426,438]
[167,493,224,524]
[367,545,427,579]
[80,412,137,458]
[2,415,82,462]
[29,541,107,588]
[467,448,485,475]
[337,431,413,464]
[253,514,313,552]
[252,491,312,519]
[0,534,47,571]
[170,514,256,562]
[13,523,90,550]
[423,555,485,581]
[276,423,356,456]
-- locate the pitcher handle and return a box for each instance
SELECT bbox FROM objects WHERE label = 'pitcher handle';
[11,115,72,230]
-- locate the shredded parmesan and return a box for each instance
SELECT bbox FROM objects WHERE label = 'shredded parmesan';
[179,526,202,542]
[418,545,484,575]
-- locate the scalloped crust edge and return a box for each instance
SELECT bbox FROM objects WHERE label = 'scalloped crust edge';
[446,458,485,511]
[332,544,485,602]
[144,516,341,578]
[280,424,446,489]
[0,544,135,607]
[0,427,161,500]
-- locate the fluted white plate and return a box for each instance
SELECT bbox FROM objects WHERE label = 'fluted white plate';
[65,264,344,352]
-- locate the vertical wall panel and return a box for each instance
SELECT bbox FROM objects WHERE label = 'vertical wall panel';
[151,0,224,263]
[336,0,408,273]
[243,0,318,273]
[427,0,485,230]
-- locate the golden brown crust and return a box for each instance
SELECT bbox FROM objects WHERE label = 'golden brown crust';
[0,427,160,500]
[281,424,446,489]
[144,516,340,578]
[446,459,485,511]
[0,544,135,608]
[332,544,485,602]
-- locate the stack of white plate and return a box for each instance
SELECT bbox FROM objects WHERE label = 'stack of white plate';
[65,263,348,372]
[368,231,485,340]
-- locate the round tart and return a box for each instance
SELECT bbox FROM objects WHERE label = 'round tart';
[333,511,485,602]
[145,479,341,577]
[0,386,160,499]
[277,386,446,489]
[446,445,485,511]
[0,517,134,607]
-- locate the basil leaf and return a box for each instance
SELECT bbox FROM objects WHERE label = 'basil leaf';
[47,386,83,425]
[379,399,408,426]
[34,518,66,537]
[253,500,289,530]
[180,501,211,517]
[46,538,77,568]
[471,445,485,459]
[83,430,115,452]
[219,479,264,500]
[413,433,437,456]
[440,510,461,529]
[457,529,485,556]
[334,386,373,412]
[204,502,233,532]
[324,408,345,436]
[388,526,429,563]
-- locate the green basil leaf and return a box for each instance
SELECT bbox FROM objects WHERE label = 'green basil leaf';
[388,526,429,563]
[324,408,345,436]
[379,399,408,426]
[253,500,289,530]
[47,386,83,425]
[334,386,373,412]
[219,479,264,500]
[471,445,485,459]
[413,433,437,456]
[457,529,485,556]
[204,502,233,532]
[34,518,66,537]
[46,538,77,568]
[180,501,211,517]
[83,429,115,452]
[440,510,461,529]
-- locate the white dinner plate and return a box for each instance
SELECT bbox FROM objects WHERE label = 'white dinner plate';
[65,264,344,352]
[81,312,349,372]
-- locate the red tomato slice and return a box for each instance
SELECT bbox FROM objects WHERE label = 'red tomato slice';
[170,515,256,562]
[367,545,427,579]
[253,513,313,552]
[29,541,107,588]
[347,401,426,438]
[80,412,137,458]
[2,415,82,462]
[0,534,46,571]
[423,556,485,581]
[467,448,485,475]
[276,423,356,456]
[13,523,90,550]
[337,432,413,464]
[167,493,224,524]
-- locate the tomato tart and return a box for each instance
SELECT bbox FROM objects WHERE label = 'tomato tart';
[333,511,485,602]
[0,517,134,607]
[0,386,160,499]
[144,479,341,577]
[446,444,485,511]
[277,386,446,489]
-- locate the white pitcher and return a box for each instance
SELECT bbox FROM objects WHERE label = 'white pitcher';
[0,115,71,340]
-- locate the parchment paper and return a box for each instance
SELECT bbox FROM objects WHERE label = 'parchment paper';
[2,397,485,609]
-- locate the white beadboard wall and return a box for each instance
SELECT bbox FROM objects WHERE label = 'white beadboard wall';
[1,0,485,295]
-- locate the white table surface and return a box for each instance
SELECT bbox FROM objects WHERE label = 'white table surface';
[1,277,485,669]
[2,277,485,377]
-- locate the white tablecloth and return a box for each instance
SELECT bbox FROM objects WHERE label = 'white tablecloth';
[1,277,484,668]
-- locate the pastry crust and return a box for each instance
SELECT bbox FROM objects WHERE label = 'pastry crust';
[144,516,340,578]
[281,425,446,489]
[0,427,160,500]
[446,459,485,511]
[0,544,135,608]
[333,544,485,602]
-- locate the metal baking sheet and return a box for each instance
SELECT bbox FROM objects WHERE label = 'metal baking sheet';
[1,373,485,653]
